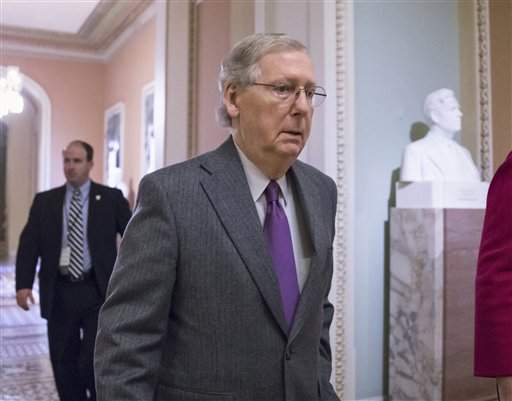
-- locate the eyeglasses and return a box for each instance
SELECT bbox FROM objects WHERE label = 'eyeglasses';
[250,82,327,107]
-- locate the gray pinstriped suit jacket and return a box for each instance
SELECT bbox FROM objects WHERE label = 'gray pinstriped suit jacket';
[94,136,340,401]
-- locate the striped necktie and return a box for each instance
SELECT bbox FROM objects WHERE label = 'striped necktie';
[67,188,84,279]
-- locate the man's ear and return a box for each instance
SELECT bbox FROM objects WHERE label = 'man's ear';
[223,84,240,119]
[430,109,441,125]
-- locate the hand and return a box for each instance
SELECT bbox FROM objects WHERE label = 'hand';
[16,289,35,311]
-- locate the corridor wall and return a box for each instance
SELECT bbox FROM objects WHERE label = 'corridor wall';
[353,1,461,399]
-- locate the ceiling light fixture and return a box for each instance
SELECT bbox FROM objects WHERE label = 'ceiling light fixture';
[0,66,25,119]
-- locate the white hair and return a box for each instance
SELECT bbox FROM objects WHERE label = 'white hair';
[217,33,308,127]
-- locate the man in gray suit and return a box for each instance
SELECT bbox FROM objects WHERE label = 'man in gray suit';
[95,33,340,401]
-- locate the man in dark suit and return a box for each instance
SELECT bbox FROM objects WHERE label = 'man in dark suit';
[16,140,132,401]
[95,34,340,401]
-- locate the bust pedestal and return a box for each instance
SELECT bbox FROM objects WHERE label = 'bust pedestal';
[389,208,494,400]
[396,181,489,209]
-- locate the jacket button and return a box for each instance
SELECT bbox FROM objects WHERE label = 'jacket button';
[285,350,291,360]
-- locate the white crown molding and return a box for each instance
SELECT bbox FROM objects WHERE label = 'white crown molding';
[1,1,156,63]
[1,43,107,63]
[102,2,156,62]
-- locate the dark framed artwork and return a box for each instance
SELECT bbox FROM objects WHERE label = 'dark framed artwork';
[141,82,155,175]
[104,103,125,188]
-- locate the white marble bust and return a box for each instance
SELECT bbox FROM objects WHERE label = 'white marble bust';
[400,88,481,182]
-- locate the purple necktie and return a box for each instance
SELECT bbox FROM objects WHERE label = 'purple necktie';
[263,180,300,328]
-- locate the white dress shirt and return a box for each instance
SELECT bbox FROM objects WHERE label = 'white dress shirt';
[234,143,312,292]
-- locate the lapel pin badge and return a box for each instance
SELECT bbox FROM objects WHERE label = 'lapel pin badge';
[96,194,101,201]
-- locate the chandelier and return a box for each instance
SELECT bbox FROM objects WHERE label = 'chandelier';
[0,66,25,119]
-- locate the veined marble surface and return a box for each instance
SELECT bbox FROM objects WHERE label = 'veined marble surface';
[389,209,444,401]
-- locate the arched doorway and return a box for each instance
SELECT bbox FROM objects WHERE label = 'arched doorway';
[20,73,52,192]
[0,122,7,258]
[1,71,51,260]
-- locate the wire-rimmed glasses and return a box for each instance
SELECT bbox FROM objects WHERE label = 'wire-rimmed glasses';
[251,82,327,107]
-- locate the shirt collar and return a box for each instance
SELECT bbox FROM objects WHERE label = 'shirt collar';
[234,140,289,206]
[66,180,91,199]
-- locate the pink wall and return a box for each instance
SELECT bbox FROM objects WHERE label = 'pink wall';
[2,16,155,196]
[104,17,156,198]
[195,0,231,155]
[2,55,105,186]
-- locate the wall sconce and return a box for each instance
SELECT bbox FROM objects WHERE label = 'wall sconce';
[0,66,25,119]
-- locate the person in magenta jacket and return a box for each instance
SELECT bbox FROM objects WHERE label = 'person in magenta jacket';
[475,151,512,400]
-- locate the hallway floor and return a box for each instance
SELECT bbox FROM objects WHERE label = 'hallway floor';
[0,261,58,401]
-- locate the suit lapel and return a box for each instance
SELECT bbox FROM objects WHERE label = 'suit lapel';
[53,186,66,242]
[199,138,289,336]
[287,163,329,342]
[87,182,99,240]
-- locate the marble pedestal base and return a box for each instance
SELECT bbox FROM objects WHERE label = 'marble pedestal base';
[389,208,495,401]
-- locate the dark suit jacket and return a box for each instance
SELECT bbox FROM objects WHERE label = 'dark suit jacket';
[474,151,512,376]
[95,137,340,401]
[15,181,132,319]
